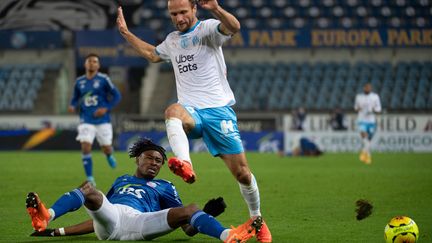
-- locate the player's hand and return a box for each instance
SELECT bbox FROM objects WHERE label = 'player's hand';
[203,197,226,217]
[197,0,219,11]
[93,107,108,117]
[117,6,129,36]
[67,106,76,113]
[30,229,56,237]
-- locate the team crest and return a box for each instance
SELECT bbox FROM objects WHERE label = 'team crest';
[192,35,199,46]
[146,181,157,188]
[79,80,86,89]
[93,79,100,89]
[180,37,188,49]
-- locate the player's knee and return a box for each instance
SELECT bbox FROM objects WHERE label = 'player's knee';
[81,143,92,154]
[235,170,252,185]
[184,203,200,219]
[164,104,182,118]
[101,145,112,154]
[79,181,98,198]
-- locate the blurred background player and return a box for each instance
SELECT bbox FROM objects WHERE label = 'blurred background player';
[281,135,323,157]
[354,83,382,164]
[26,138,261,242]
[68,53,122,185]
[116,0,271,241]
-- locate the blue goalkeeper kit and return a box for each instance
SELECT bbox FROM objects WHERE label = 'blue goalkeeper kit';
[106,174,183,212]
[70,72,121,124]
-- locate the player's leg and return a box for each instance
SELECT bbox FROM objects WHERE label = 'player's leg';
[165,103,197,183]
[26,181,89,232]
[221,154,272,242]
[357,122,370,164]
[364,123,376,163]
[96,123,117,169]
[81,183,120,240]
[76,123,97,184]
[201,106,272,242]
[166,204,262,242]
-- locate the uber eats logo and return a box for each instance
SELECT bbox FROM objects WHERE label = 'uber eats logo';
[175,54,198,73]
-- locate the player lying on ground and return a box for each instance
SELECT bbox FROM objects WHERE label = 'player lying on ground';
[26,138,262,242]
[30,197,227,237]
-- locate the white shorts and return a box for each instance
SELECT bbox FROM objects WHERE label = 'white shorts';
[86,195,173,240]
[76,123,113,146]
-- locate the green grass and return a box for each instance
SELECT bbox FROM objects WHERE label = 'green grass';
[0,151,431,242]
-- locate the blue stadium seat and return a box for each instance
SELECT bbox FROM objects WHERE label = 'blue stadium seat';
[414,97,426,110]
[0,97,10,110]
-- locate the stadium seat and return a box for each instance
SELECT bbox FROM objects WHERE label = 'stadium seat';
[225,60,432,111]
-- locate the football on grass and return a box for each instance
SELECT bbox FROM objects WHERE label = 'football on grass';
[384,216,419,243]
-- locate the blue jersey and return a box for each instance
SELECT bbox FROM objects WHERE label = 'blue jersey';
[106,174,183,213]
[70,72,121,124]
[299,138,321,155]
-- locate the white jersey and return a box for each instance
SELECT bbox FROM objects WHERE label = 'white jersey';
[354,92,382,123]
[155,19,235,109]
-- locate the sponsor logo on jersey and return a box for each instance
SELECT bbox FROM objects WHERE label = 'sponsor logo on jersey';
[175,54,198,73]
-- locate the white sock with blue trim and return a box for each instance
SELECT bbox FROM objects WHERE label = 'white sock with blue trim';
[166,118,192,163]
[239,173,261,217]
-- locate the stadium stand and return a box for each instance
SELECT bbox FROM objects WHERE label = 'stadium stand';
[225,61,432,112]
[0,0,431,116]
[0,64,59,112]
[138,0,431,34]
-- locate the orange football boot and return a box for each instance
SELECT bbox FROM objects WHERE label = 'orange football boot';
[225,216,263,243]
[256,219,272,242]
[168,157,196,184]
[26,192,51,232]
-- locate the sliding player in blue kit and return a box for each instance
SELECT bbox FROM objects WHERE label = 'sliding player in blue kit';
[26,138,262,242]
[68,53,122,185]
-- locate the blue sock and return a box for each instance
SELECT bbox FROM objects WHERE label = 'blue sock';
[82,153,93,177]
[190,210,227,239]
[50,189,85,220]
[106,154,117,168]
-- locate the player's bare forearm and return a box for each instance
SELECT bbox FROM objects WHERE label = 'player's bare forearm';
[199,0,240,35]
[31,219,94,237]
[121,30,161,63]
[61,219,94,235]
[117,7,162,63]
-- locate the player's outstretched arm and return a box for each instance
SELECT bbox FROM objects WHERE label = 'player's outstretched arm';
[116,6,162,63]
[31,219,94,237]
[198,0,240,35]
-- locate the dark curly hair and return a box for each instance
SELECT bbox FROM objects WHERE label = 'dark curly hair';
[128,138,167,162]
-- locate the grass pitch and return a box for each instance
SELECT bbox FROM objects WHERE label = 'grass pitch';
[0,151,431,242]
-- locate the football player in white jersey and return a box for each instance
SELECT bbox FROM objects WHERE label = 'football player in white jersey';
[116,1,271,242]
[354,83,382,164]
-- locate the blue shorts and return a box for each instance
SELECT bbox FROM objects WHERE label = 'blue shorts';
[183,105,244,157]
[357,121,376,140]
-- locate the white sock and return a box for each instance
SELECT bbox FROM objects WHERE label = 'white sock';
[362,137,370,154]
[165,118,192,163]
[238,173,261,217]
[219,229,230,241]
[48,208,55,222]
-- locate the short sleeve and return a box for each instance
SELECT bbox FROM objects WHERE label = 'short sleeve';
[155,39,171,61]
[202,19,231,47]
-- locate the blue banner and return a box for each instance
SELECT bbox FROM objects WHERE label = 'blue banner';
[75,28,156,67]
[117,131,283,153]
[224,28,432,48]
[0,31,63,49]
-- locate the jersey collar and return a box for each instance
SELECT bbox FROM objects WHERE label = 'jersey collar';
[180,20,200,35]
